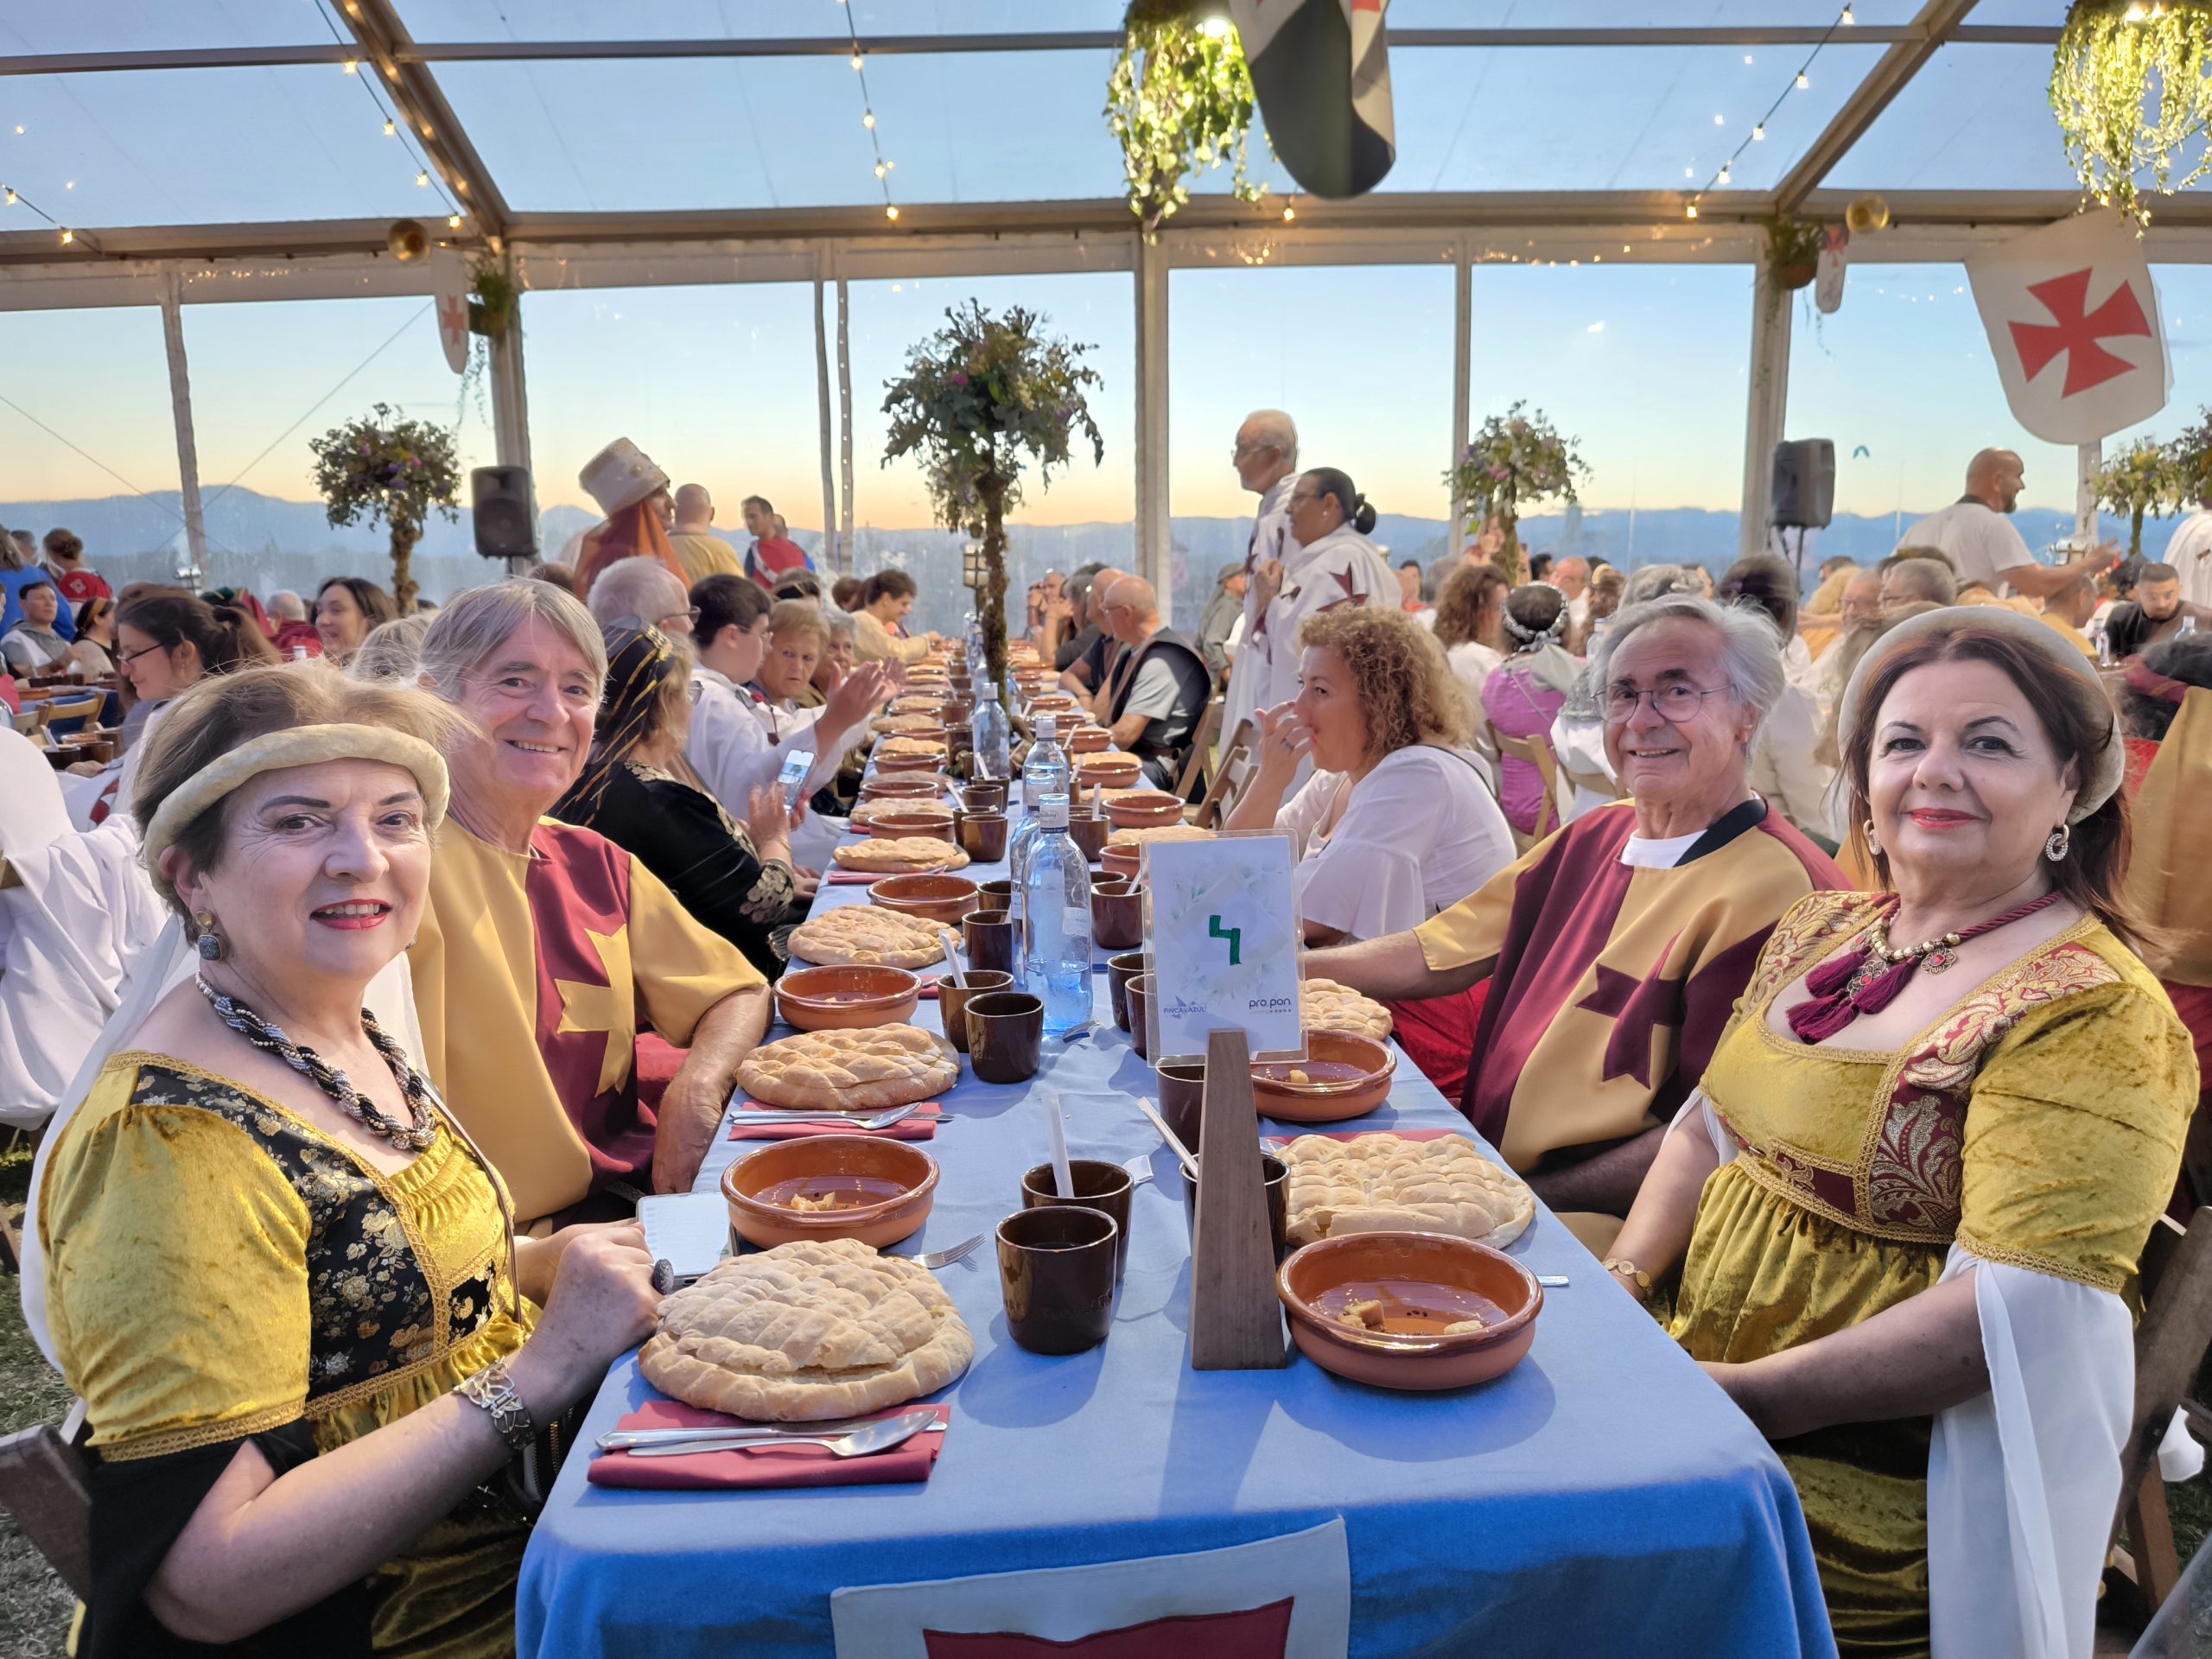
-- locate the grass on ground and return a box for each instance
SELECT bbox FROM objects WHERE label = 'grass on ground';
[0,1139,73,1659]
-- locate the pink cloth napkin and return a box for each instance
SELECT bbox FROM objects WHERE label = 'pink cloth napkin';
[729,1101,941,1141]
[825,871,880,886]
[1264,1126,1460,1147]
[587,1400,950,1491]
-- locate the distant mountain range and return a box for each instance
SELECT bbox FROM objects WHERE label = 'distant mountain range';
[1,487,2181,638]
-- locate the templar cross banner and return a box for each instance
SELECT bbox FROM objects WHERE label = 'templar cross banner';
[1966,208,2171,444]
[1230,0,1396,199]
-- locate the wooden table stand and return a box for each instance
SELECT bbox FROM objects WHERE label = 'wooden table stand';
[1189,1027,1287,1370]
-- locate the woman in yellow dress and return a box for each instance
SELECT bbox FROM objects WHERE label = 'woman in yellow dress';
[1605,607,2197,1659]
[25,662,663,1656]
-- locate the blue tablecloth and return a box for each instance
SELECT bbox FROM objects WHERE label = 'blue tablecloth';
[518,815,1835,1659]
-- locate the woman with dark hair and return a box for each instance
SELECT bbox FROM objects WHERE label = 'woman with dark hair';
[554,624,806,977]
[852,569,938,665]
[1605,608,2193,1657]
[314,576,398,666]
[1237,468,1396,766]
[70,595,117,677]
[103,594,279,823]
[1481,585,1576,838]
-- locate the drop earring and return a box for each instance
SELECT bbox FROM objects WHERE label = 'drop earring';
[194,912,226,962]
[2044,823,2071,862]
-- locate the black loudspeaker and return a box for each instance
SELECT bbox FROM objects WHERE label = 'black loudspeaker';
[472,465,536,560]
[1770,439,1835,530]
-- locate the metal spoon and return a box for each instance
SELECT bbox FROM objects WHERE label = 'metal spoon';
[620,1413,937,1460]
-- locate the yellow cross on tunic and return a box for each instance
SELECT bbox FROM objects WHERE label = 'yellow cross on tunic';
[554,925,633,1099]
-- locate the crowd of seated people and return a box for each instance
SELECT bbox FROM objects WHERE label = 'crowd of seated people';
[10,414,2207,1659]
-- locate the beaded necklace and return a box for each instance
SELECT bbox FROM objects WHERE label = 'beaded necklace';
[196,976,441,1152]
[1786,890,2064,1045]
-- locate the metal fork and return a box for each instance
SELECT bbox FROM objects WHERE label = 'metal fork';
[911,1231,985,1269]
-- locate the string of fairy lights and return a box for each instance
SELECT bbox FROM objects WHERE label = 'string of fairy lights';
[0,3,468,250]
[841,0,902,222]
[1683,3,1857,220]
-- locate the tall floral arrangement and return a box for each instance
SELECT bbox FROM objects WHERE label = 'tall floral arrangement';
[2050,0,2212,226]
[2169,404,2212,512]
[1446,402,1588,586]
[308,404,461,613]
[1107,0,1267,238]
[2095,435,2188,556]
[881,302,1103,691]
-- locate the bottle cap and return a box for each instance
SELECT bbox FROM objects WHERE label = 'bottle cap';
[1035,715,1057,741]
[1039,797,1070,829]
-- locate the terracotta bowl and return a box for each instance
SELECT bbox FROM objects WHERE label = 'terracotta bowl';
[1025,694,1078,718]
[723,1135,939,1250]
[868,872,982,926]
[774,964,922,1032]
[1074,754,1144,791]
[1065,726,1114,754]
[874,720,949,745]
[864,811,957,843]
[859,772,949,802]
[1103,790,1185,830]
[1099,844,1141,883]
[875,748,950,773]
[1278,1232,1542,1391]
[1250,1030,1395,1123]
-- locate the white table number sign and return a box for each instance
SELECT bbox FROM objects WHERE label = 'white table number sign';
[1142,832,1306,1066]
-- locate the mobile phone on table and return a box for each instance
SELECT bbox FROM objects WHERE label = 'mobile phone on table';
[776,750,815,811]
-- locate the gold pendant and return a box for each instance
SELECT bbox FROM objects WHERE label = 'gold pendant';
[1923,946,1957,975]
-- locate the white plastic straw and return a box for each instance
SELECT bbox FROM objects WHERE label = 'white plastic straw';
[1043,1090,1074,1198]
[1135,1099,1199,1181]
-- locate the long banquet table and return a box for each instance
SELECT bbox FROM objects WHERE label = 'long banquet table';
[517,804,1836,1659]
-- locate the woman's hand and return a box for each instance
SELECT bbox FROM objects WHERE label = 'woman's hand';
[513,1220,641,1306]
[1254,702,1313,781]
[792,864,821,899]
[1252,558,1287,611]
[508,1224,662,1416]
[745,783,797,861]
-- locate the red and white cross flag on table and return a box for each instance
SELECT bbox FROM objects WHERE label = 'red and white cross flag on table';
[1230,0,1395,199]
[1966,208,2171,445]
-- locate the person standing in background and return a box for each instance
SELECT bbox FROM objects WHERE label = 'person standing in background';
[41,529,108,605]
[1897,447,2121,601]
[2166,489,2212,608]
[668,484,746,586]
[1221,409,1301,746]
[741,496,812,586]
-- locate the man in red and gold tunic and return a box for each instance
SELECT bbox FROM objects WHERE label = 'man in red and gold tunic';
[410,579,769,1228]
[1308,594,1845,1247]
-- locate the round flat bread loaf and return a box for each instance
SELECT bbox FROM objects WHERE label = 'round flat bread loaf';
[1301,977,1393,1041]
[641,1238,974,1422]
[788,906,945,969]
[1103,823,1216,851]
[738,1025,959,1110]
[850,798,955,829]
[887,695,947,715]
[871,713,947,736]
[1278,1133,1535,1250]
[877,735,949,760]
[832,837,969,874]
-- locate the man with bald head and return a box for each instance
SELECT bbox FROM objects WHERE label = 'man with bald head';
[668,483,745,586]
[1223,408,1301,745]
[1897,447,2121,600]
[1548,555,1592,628]
[588,555,696,637]
[1093,574,1215,789]
[1058,563,1128,699]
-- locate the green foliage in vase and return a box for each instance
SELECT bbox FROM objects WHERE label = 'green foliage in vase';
[308,403,461,613]
[1107,0,1268,238]
[1446,402,1589,587]
[2052,0,2212,225]
[2095,435,2189,556]
[881,302,1103,690]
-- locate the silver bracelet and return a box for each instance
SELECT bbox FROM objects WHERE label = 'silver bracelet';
[457,1359,536,1454]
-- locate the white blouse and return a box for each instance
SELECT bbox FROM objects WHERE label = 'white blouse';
[1275,746,1516,942]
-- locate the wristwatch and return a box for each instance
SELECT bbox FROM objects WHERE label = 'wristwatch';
[457,1360,536,1453]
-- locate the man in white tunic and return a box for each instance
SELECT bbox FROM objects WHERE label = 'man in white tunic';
[1221,409,1302,748]
[1897,448,2120,601]
[2164,491,2212,608]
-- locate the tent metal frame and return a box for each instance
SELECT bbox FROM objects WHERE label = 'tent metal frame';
[0,0,2191,609]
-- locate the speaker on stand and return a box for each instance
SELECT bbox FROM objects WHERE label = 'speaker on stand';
[1769,439,1835,580]
[471,465,537,576]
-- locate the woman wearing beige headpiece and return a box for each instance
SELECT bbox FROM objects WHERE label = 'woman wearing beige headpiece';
[1606,606,2196,1658]
[23,662,662,1656]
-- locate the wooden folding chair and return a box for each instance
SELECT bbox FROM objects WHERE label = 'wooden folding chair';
[1491,728,1563,855]
[1172,696,1225,805]
[37,694,101,739]
[0,1401,92,1602]
[1191,743,1251,830]
[2105,1205,2212,1630]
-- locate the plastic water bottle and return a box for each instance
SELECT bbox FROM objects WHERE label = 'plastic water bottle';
[1021,795,1093,1033]
[1023,715,1069,811]
[965,619,988,683]
[969,681,1010,783]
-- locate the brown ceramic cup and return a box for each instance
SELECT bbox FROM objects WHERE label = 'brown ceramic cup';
[1065,811,1110,863]
[997,1205,1117,1355]
[1091,878,1143,951]
[1022,1159,1136,1281]
[1180,1152,1291,1258]
[1106,950,1147,1032]
[938,969,1014,1055]
[961,781,1007,815]
[959,811,1009,863]
[1156,1058,1206,1148]
[1125,972,1155,1061]
[963,909,1018,976]
[965,989,1044,1084]
[978,878,1017,910]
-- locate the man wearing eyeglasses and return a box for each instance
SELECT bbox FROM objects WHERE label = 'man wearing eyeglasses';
[1306,593,1845,1249]
[1221,409,1302,751]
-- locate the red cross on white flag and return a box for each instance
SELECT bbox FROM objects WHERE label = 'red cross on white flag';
[1966,208,2170,444]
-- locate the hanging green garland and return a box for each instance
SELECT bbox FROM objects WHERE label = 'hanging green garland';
[2051,0,2212,224]
[1107,0,1267,239]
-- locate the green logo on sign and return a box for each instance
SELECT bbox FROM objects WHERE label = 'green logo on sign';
[1207,914,1243,966]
